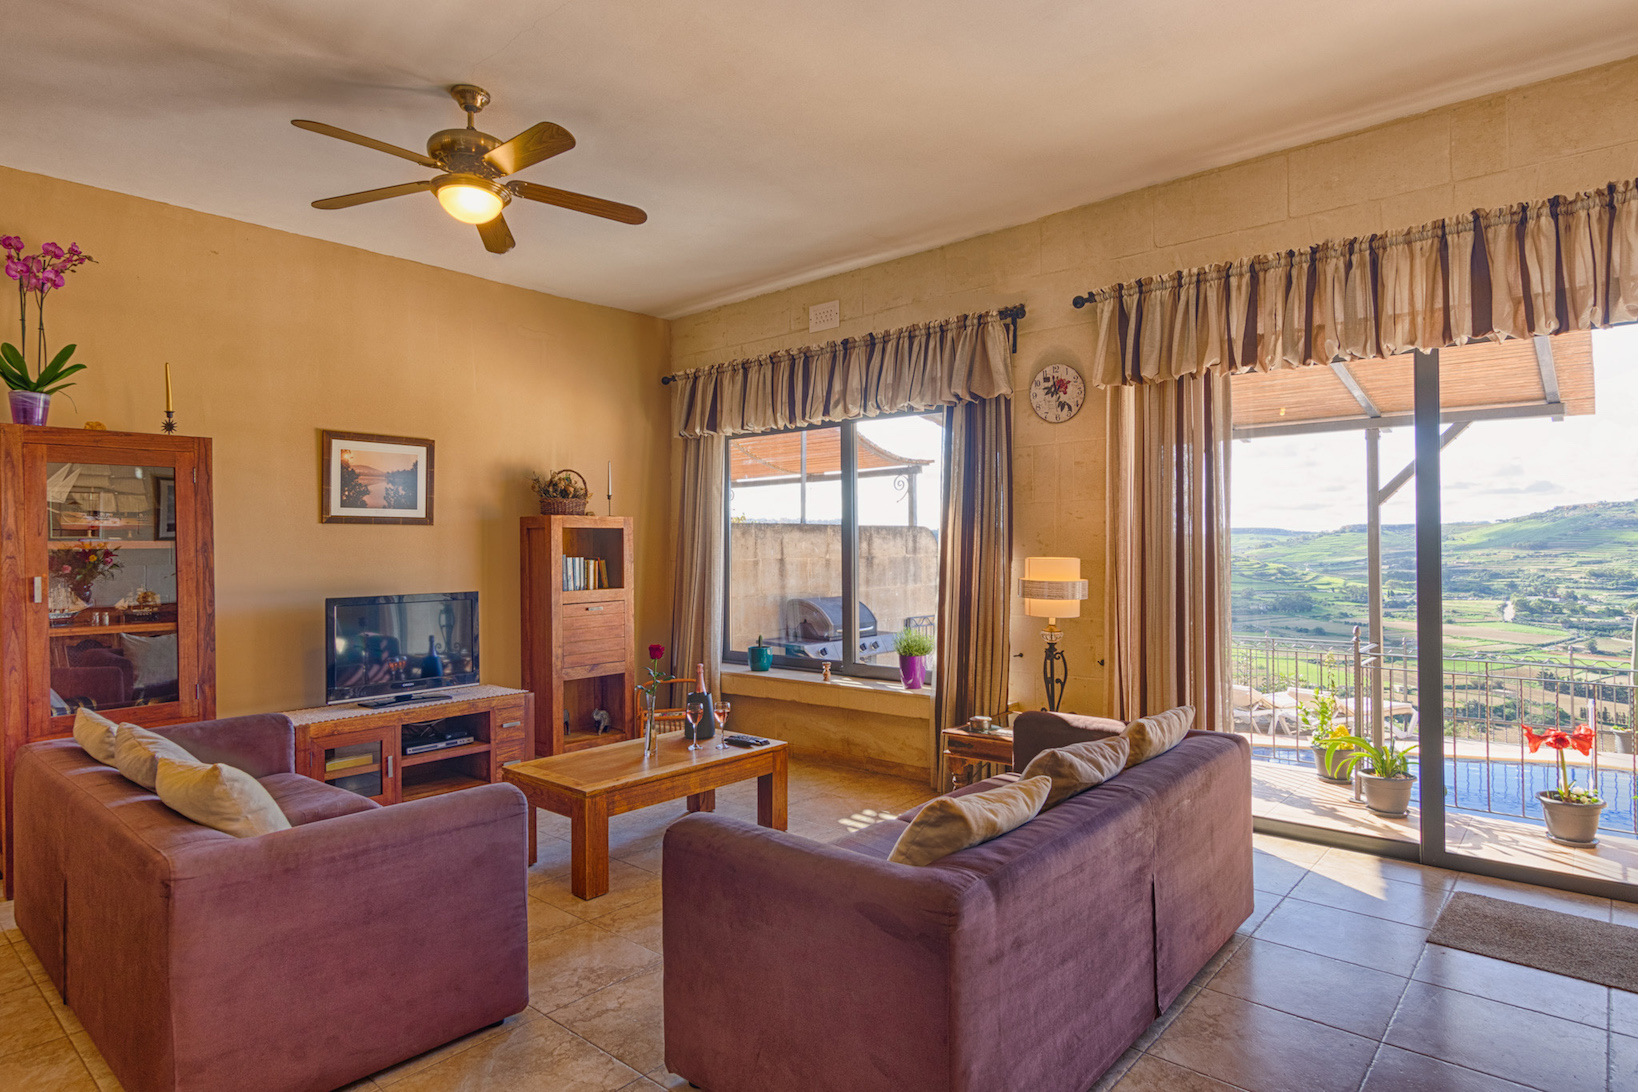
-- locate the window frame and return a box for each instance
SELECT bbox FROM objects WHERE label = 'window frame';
[722,415,931,681]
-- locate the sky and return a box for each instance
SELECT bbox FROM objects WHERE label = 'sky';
[1232,325,1638,531]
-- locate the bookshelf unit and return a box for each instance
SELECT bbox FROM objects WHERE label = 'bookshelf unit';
[520,515,636,756]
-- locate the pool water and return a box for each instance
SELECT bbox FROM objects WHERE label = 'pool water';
[1251,747,1637,831]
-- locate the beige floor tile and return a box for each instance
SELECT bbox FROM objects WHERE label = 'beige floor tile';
[1111,1054,1244,1091]
[590,895,664,953]
[0,899,16,936]
[644,1067,690,1089]
[371,1010,543,1087]
[531,860,663,921]
[1411,944,1608,1029]
[386,1015,641,1092]
[0,937,36,996]
[1288,867,1451,928]
[0,981,69,1061]
[67,1031,121,1092]
[527,923,661,1012]
[1252,832,1328,865]
[1149,987,1378,1092]
[1612,1032,1638,1090]
[0,1037,98,1091]
[1236,887,1281,936]
[1359,1044,1535,1092]
[547,966,664,1073]
[1252,847,1311,895]
[1086,1046,1142,1092]
[1207,937,1408,1039]
[1310,846,1455,892]
[1252,895,1429,977]
[528,896,586,939]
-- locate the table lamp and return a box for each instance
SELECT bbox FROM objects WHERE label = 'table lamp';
[1020,556,1089,712]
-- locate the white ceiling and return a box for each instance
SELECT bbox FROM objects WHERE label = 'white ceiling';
[10,2,1638,318]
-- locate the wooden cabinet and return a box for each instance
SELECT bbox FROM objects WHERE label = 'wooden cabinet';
[2,426,215,890]
[520,515,636,756]
[288,686,531,805]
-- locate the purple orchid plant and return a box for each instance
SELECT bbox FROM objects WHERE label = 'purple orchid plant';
[2,235,94,394]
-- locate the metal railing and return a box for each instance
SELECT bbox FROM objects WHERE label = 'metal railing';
[1231,632,1638,835]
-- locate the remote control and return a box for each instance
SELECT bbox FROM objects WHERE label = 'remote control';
[724,734,768,748]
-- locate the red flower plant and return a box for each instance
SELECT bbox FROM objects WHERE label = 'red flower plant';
[636,644,670,701]
[648,643,665,661]
[1523,724,1600,804]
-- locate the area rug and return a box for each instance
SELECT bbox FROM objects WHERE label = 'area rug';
[1428,892,1638,992]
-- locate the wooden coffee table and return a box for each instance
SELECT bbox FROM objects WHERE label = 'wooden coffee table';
[502,734,788,899]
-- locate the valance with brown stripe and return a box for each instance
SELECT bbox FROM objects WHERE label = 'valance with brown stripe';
[1074,178,1638,386]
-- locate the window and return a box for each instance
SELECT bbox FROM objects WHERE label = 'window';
[725,413,945,679]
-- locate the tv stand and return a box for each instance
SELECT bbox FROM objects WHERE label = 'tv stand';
[355,692,456,709]
[285,686,532,806]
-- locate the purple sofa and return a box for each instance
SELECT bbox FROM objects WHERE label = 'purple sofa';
[662,729,1252,1092]
[12,713,530,1092]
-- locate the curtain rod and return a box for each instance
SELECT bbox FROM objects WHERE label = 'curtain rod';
[660,303,1026,385]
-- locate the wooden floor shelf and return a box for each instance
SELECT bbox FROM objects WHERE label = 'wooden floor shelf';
[400,740,492,766]
[401,770,488,802]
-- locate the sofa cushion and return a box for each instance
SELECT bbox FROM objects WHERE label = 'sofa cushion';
[1121,705,1195,767]
[114,723,202,790]
[260,773,382,826]
[154,756,292,838]
[897,772,1020,822]
[1021,735,1130,808]
[888,774,1051,866]
[72,707,121,765]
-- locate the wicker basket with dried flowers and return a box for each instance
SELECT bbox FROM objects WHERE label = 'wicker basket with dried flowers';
[531,469,590,515]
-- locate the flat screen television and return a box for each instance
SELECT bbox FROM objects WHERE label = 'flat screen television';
[326,592,479,705]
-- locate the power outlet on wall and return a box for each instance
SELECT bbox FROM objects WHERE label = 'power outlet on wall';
[808,300,840,332]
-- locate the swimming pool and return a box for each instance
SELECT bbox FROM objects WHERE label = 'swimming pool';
[1251,747,1638,831]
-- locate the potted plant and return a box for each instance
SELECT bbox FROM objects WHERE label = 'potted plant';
[894,628,933,690]
[2,236,94,425]
[1524,724,1603,846]
[1302,689,1353,782]
[1317,734,1419,817]
[748,635,773,672]
[530,469,589,514]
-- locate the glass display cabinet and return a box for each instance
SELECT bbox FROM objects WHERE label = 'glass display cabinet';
[2,426,215,892]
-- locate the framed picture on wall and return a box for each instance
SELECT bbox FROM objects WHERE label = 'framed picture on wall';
[320,430,435,525]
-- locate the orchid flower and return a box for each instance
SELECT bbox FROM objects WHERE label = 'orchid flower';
[1,235,95,392]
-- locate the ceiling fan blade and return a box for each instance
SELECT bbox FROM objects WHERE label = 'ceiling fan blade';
[509,181,647,225]
[478,214,516,254]
[484,122,576,176]
[292,120,440,169]
[311,180,434,210]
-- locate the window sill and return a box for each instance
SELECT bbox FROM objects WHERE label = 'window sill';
[720,663,933,719]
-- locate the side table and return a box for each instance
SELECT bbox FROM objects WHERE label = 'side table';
[941,726,1014,791]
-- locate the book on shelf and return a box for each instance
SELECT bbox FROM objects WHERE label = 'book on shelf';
[325,753,376,773]
[561,556,613,592]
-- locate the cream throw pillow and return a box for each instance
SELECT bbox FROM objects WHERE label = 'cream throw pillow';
[1120,705,1196,768]
[72,707,121,765]
[154,757,291,838]
[1020,736,1130,808]
[114,724,201,791]
[889,775,1052,866]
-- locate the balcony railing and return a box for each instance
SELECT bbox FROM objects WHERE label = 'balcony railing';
[1231,632,1638,835]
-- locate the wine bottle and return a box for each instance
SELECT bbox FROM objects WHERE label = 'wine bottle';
[687,662,715,740]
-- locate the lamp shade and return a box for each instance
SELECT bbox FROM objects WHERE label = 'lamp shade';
[435,176,507,224]
[1021,556,1088,618]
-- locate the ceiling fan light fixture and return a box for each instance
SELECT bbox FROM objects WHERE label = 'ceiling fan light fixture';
[433,174,508,224]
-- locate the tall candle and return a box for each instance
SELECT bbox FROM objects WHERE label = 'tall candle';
[607,460,612,497]
[164,363,173,412]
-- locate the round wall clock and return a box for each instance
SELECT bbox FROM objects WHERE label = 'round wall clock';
[1029,363,1086,423]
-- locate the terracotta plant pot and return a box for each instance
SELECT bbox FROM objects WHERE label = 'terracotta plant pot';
[1538,791,1604,847]
[8,391,50,426]
[1360,773,1415,818]
[1310,744,1354,783]
[899,653,925,690]
[748,645,773,672]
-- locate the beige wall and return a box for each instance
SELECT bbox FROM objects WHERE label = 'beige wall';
[671,55,1638,718]
[0,164,671,715]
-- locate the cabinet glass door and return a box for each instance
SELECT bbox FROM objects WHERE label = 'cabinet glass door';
[37,455,198,727]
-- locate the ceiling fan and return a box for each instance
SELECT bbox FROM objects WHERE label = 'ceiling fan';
[292,84,647,255]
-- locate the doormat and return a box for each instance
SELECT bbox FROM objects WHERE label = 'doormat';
[1428,892,1638,993]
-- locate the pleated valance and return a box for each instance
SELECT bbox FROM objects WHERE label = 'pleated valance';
[670,310,1013,438]
[1076,178,1638,387]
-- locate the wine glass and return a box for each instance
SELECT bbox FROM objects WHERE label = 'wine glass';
[684,696,707,752]
[713,702,730,748]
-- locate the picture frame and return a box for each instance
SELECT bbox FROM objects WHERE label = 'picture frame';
[320,430,435,525]
[157,478,177,540]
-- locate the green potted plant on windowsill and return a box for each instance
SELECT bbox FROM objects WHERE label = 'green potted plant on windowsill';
[748,635,773,672]
[1525,724,1604,846]
[1317,734,1419,817]
[894,629,933,690]
[1302,688,1353,782]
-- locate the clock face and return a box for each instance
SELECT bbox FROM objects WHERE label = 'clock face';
[1029,363,1086,423]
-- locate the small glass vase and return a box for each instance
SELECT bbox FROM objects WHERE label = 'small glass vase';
[8,391,50,426]
[641,690,659,757]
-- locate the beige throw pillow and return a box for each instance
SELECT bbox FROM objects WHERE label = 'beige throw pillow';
[154,757,291,838]
[1020,736,1130,808]
[72,707,121,765]
[889,775,1052,866]
[114,724,202,790]
[1120,705,1196,768]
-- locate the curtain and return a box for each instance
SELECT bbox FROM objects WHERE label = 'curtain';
[934,397,1013,734]
[668,435,725,697]
[1082,177,1638,386]
[1106,373,1231,730]
[670,312,1013,437]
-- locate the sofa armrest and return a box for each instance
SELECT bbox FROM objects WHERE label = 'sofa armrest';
[1011,709,1124,769]
[154,713,296,777]
[662,813,964,1092]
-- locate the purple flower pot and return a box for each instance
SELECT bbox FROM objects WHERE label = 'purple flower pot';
[899,653,925,690]
[8,391,49,426]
